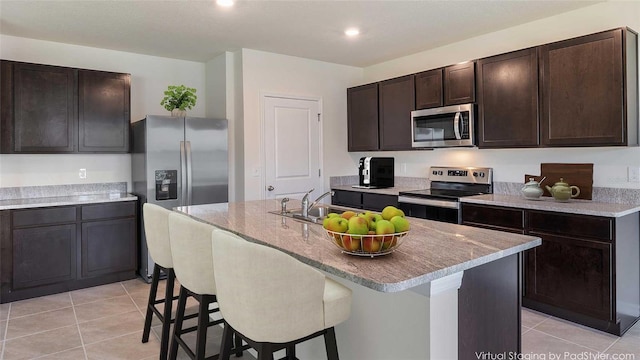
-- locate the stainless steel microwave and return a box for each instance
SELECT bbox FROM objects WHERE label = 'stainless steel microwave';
[411,103,475,148]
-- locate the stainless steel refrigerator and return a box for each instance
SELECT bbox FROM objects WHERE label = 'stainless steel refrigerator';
[131,115,228,282]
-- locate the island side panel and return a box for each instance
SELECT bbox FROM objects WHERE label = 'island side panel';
[458,253,521,358]
[616,212,640,334]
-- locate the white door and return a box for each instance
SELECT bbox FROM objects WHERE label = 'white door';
[264,96,322,201]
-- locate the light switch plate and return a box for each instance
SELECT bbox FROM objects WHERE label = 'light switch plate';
[79,168,87,179]
[628,166,640,182]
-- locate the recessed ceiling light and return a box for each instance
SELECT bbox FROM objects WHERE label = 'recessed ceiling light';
[216,0,234,7]
[345,28,360,37]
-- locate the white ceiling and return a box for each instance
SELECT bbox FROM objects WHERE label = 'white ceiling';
[0,0,600,67]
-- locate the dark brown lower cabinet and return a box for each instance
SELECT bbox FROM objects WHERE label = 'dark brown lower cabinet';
[0,201,137,303]
[462,203,640,336]
[331,189,398,211]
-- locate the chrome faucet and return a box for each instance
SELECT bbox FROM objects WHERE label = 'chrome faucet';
[301,188,315,218]
[308,190,335,213]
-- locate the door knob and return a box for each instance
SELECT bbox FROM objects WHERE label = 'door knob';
[267,185,274,191]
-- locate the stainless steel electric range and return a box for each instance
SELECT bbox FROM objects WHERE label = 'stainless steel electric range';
[398,166,493,224]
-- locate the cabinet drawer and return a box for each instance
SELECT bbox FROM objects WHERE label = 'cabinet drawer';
[362,193,398,212]
[462,204,524,231]
[331,190,362,209]
[527,211,612,241]
[81,201,136,221]
[12,206,76,228]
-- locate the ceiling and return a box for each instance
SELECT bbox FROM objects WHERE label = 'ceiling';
[0,0,600,67]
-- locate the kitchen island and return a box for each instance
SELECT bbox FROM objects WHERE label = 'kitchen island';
[175,200,541,359]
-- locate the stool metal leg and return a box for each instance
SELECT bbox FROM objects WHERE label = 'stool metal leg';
[323,327,339,360]
[142,264,161,343]
[169,286,188,360]
[159,268,176,360]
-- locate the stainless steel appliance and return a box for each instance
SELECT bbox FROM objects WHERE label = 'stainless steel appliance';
[411,103,475,148]
[131,115,228,282]
[398,166,492,224]
[354,157,394,189]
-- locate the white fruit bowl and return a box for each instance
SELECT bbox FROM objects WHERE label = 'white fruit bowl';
[325,230,409,257]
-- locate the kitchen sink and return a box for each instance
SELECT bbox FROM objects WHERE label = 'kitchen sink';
[268,205,350,224]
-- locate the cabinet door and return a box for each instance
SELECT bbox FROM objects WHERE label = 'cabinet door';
[477,48,539,148]
[331,190,362,209]
[11,62,76,153]
[81,218,136,278]
[540,29,624,146]
[415,69,443,109]
[78,70,131,153]
[461,204,525,232]
[524,232,613,321]
[444,62,475,105]
[362,193,397,212]
[379,75,415,150]
[347,83,379,151]
[12,224,77,289]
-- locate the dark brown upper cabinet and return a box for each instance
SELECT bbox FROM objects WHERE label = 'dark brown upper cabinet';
[379,75,415,150]
[444,62,476,105]
[477,48,540,148]
[540,28,638,147]
[78,70,130,153]
[1,62,77,153]
[1,60,131,154]
[415,69,443,109]
[347,83,379,151]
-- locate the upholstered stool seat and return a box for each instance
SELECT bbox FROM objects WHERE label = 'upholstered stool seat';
[141,203,180,360]
[211,230,352,360]
[167,212,246,360]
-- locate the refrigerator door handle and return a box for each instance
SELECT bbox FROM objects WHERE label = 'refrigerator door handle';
[185,141,193,206]
[180,141,187,206]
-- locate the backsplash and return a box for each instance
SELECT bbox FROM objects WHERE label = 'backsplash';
[0,182,127,200]
[494,182,640,205]
[330,176,429,189]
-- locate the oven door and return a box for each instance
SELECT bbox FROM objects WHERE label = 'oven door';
[398,195,461,224]
[411,103,474,148]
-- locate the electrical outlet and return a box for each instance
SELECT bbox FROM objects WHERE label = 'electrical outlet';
[79,168,87,179]
[401,163,407,174]
[628,166,640,182]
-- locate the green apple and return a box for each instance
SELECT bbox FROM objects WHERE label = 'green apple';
[381,206,405,220]
[375,219,395,241]
[347,216,369,236]
[369,214,384,231]
[327,213,340,218]
[390,215,410,232]
[323,213,342,228]
[325,217,349,233]
[341,211,357,220]
[358,211,376,227]
[341,235,361,251]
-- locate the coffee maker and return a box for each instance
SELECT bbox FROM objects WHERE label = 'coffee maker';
[355,157,394,188]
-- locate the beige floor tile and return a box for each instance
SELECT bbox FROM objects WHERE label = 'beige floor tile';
[533,316,618,352]
[9,293,71,318]
[78,310,145,345]
[71,283,128,306]
[605,336,640,356]
[522,329,599,355]
[74,295,138,323]
[6,307,76,340]
[150,299,200,328]
[124,278,180,297]
[35,346,86,359]
[521,308,550,329]
[1,320,6,340]
[0,303,10,321]
[2,324,82,360]
[624,321,640,339]
[85,330,160,360]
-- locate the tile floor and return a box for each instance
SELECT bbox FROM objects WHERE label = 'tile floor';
[0,279,638,359]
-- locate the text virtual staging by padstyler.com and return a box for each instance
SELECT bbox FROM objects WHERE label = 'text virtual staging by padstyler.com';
[475,352,636,360]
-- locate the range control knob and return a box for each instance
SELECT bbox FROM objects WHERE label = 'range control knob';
[432,170,437,175]
[473,172,478,177]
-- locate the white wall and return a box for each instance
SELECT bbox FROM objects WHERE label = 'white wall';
[0,35,206,189]
[239,49,362,200]
[349,1,640,188]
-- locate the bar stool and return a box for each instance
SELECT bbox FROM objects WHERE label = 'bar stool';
[141,203,179,360]
[211,230,353,360]
[167,212,246,360]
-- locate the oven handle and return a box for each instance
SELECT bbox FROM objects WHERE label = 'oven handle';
[453,112,462,140]
[398,196,460,209]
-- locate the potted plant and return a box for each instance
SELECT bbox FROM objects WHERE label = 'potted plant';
[160,85,197,117]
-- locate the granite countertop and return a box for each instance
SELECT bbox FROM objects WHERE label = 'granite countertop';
[461,194,640,218]
[0,193,138,210]
[175,199,541,293]
[331,184,425,196]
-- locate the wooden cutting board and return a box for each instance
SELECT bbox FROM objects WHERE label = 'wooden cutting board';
[524,163,593,200]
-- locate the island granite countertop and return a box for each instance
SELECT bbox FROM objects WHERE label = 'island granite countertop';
[461,194,640,218]
[0,193,138,210]
[175,199,540,293]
